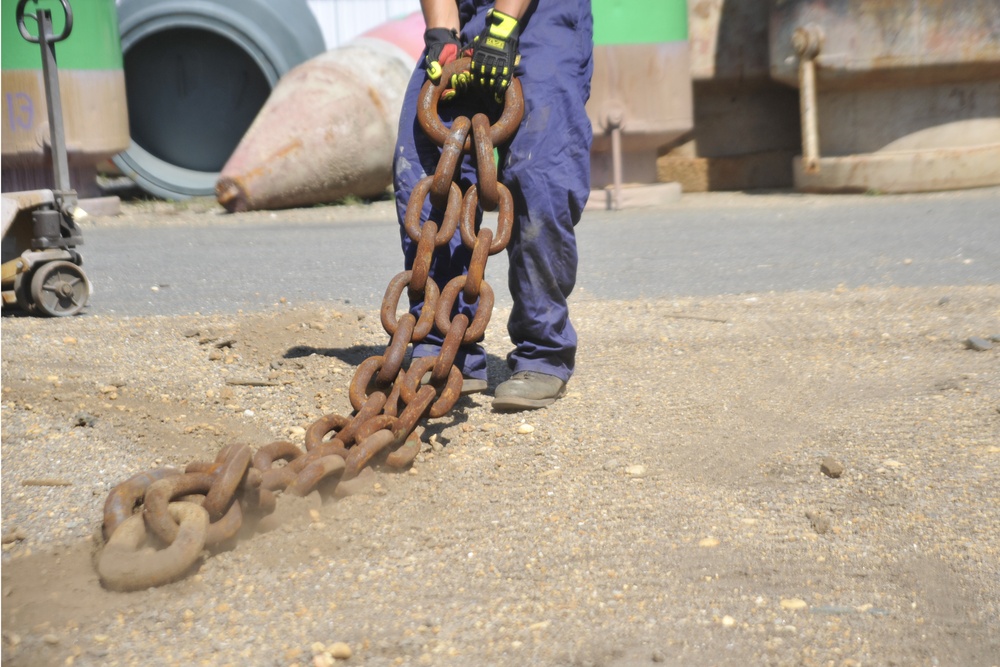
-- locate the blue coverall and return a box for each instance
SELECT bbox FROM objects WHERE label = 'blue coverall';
[392,0,594,383]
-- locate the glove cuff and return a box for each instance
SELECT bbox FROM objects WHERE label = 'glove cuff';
[487,9,519,40]
[424,27,460,46]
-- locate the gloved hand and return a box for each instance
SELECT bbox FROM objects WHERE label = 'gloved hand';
[470,8,521,103]
[423,27,461,84]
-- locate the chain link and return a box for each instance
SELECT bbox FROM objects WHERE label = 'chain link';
[97,57,523,592]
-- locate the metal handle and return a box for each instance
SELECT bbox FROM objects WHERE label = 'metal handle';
[16,0,74,44]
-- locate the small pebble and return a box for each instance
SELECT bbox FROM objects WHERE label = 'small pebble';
[820,457,844,478]
[780,598,808,611]
[516,424,535,435]
[699,537,720,548]
[1,528,27,544]
[625,464,646,477]
[805,510,830,534]
[313,654,334,667]
[327,642,352,659]
[73,412,97,428]
[964,336,993,351]
[721,615,736,627]
[810,605,856,615]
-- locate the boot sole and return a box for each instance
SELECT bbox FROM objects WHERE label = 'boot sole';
[492,387,566,412]
[460,379,488,395]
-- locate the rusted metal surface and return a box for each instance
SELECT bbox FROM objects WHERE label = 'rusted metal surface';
[688,0,772,82]
[102,467,181,540]
[659,0,800,192]
[98,503,209,592]
[215,41,413,212]
[793,142,1000,193]
[98,57,523,591]
[772,0,1000,192]
[770,0,1000,87]
[587,41,693,206]
[588,42,692,156]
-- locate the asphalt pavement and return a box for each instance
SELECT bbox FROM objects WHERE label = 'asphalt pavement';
[80,187,999,317]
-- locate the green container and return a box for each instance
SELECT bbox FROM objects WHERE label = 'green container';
[1,0,129,192]
[1,0,123,70]
[591,0,688,45]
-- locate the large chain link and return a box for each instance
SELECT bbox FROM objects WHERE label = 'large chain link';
[97,57,524,592]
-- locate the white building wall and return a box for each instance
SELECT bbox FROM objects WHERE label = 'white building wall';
[307,0,422,50]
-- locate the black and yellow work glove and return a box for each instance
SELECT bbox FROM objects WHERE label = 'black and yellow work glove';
[424,27,461,79]
[470,8,521,103]
[424,27,466,101]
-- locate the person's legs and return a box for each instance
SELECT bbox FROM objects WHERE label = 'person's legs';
[492,0,594,408]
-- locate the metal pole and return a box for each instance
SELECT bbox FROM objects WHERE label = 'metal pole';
[37,9,72,195]
[607,110,624,211]
[798,56,820,174]
[610,124,623,211]
[793,25,824,175]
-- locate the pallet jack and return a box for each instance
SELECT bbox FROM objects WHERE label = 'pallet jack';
[2,0,91,317]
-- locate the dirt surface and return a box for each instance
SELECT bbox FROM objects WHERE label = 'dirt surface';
[2,200,1000,667]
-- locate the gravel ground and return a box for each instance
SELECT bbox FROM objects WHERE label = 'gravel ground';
[2,200,1000,667]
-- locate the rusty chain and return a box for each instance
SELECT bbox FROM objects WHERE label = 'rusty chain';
[97,57,524,592]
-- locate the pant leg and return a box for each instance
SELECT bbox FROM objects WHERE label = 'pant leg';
[498,0,595,382]
[392,63,488,380]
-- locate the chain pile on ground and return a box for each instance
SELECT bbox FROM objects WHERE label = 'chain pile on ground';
[97,58,524,592]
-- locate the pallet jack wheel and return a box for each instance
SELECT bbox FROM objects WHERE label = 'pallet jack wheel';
[29,260,90,317]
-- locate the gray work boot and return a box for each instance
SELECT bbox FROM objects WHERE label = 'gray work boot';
[493,371,566,411]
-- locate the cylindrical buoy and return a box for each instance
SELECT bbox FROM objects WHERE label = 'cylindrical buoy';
[113,0,326,200]
[216,12,426,213]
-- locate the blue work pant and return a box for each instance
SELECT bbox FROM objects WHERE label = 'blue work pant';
[392,0,593,382]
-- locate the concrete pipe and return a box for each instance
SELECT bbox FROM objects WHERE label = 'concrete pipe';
[113,0,325,200]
